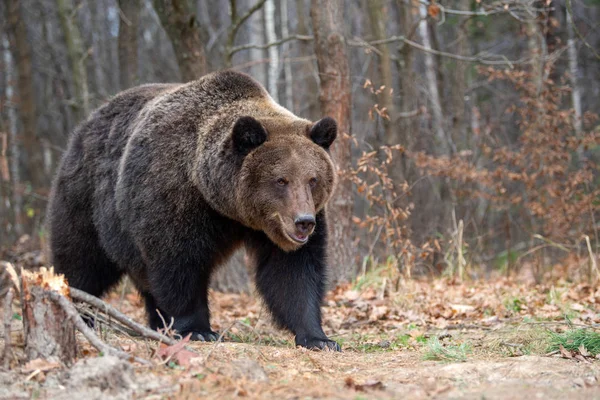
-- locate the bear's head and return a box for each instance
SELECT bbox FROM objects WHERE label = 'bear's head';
[234,116,337,252]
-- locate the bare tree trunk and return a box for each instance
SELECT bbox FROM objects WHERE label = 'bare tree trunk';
[89,0,107,101]
[526,17,547,98]
[6,0,44,189]
[153,0,207,82]
[280,0,293,111]
[2,36,23,237]
[0,52,6,245]
[310,0,354,283]
[396,0,418,140]
[118,0,141,89]
[566,1,582,139]
[415,2,453,248]
[264,0,279,101]
[418,3,448,155]
[295,0,319,119]
[247,9,267,85]
[449,0,470,148]
[56,0,90,122]
[367,0,395,146]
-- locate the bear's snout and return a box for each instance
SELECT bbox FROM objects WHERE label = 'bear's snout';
[294,214,316,240]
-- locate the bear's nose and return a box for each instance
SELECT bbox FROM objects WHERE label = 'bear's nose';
[295,215,316,236]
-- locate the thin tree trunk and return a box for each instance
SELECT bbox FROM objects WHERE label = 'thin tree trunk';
[418,3,447,155]
[2,37,23,236]
[264,0,279,101]
[6,0,44,189]
[416,2,453,247]
[310,0,354,283]
[0,50,5,245]
[56,0,90,122]
[295,0,319,119]
[566,1,582,139]
[394,0,418,177]
[153,0,207,82]
[89,0,107,101]
[450,0,470,148]
[248,8,267,85]
[280,0,293,111]
[367,0,395,146]
[118,0,141,89]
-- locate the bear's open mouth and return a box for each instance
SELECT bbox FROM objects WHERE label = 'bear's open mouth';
[286,231,309,244]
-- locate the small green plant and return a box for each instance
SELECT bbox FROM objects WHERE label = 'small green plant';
[344,332,426,353]
[504,297,524,313]
[396,334,411,347]
[423,337,471,362]
[493,250,520,273]
[548,328,600,356]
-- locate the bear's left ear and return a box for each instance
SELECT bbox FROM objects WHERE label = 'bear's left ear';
[309,117,337,150]
[232,116,268,155]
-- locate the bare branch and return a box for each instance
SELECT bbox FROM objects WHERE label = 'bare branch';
[229,0,237,23]
[348,36,530,67]
[225,0,267,66]
[230,34,313,56]
[70,287,177,346]
[229,29,533,68]
[418,0,553,18]
[47,290,151,365]
[567,0,600,60]
[236,0,267,35]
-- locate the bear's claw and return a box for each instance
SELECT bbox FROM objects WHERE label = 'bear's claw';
[184,331,220,342]
[298,337,341,351]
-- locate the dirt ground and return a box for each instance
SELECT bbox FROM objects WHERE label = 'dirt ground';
[1,277,600,399]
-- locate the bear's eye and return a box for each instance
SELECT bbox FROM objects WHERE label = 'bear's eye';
[276,178,288,186]
[309,177,318,188]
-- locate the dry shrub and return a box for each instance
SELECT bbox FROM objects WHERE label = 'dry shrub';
[410,67,599,280]
[346,138,436,281]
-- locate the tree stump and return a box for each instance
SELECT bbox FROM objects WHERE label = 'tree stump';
[21,267,77,364]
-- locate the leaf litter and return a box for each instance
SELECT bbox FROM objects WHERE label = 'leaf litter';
[1,276,599,399]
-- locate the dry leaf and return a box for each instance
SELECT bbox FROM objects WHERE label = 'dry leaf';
[157,334,200,368]
[428,4,440,18]
[570,303,585,312]
[574,355,590,363]
[369,306,389,322]
[559,345,573,359]
[345,377,385,391]
[21,358,61,373]
[450,304,475,313]
[578,344,590,357]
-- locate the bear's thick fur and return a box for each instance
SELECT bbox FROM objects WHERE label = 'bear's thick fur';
[47,71,340,350]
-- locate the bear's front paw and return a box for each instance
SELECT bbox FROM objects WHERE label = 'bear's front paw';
[182,331,220,342]
[296,336,341,351]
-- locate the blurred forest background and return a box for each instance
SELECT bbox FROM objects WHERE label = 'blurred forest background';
[0,0,598,291]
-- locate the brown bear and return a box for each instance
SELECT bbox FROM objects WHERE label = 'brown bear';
[46,70,340,350]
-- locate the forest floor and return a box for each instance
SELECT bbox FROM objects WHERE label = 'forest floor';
[1,261,600,399]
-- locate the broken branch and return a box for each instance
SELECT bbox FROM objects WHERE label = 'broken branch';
[70,287,177,346]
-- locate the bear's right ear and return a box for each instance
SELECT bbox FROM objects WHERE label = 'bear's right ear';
[310,117,337,150]
[232,116,267,155]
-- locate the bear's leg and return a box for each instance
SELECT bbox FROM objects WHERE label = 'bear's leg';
[145,263,219,342]
[250,211,340,351]
[49,178,124,297]
[141,291,167,331]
